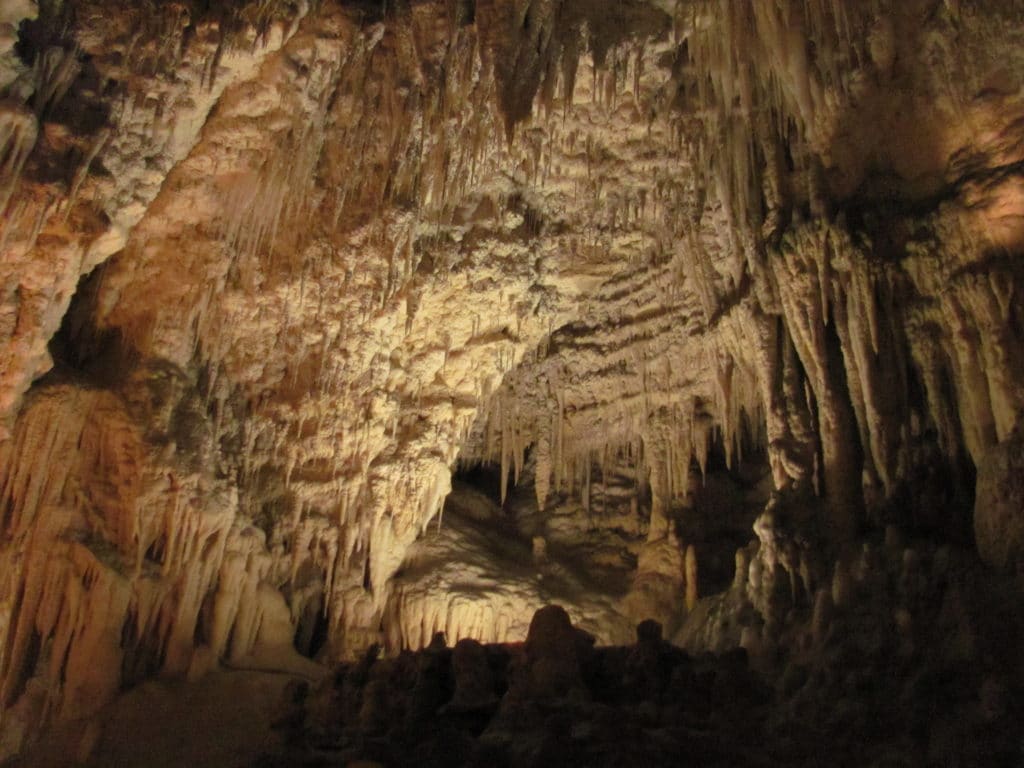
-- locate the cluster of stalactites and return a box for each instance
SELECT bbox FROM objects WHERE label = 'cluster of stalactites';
[683,0,868,219]
[383,582,524,653]
[0,41,81,242]
[0,386,321,752]
[472,342,765,522]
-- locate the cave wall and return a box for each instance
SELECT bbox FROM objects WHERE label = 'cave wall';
[474,2,1024,565]
[1,0,1023,756]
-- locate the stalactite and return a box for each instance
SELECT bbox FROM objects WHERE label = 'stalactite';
[684,543,698,612]
[0,102,37,217]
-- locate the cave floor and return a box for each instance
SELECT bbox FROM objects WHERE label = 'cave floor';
[252,627,1022,768]
[14,670,301,768]
[11,595,1022,768]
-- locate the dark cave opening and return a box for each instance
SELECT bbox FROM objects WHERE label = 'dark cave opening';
[452,460,507,506]
[679,430,773,595]
[47,257,131,385]
[295,603,330,660]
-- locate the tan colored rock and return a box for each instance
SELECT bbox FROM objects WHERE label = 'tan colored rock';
[974,429,1024,573]
[622,533,685,630]
[684,543,699,612]
[0,0,1023,756]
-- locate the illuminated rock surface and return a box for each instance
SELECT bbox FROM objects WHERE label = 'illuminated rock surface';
[1,0,1023,763]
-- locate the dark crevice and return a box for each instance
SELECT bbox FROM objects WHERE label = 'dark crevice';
[47,257,135,388]
[452,461,504,505]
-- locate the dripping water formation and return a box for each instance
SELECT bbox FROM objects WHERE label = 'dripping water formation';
[1,0,1024,765]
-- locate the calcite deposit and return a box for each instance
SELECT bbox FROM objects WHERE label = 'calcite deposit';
[1,0,1023,761]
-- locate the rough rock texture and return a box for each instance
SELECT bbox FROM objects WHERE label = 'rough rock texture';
[1,0,1024,757]
[248,605,1022,768]
[383,482,632,652]
[16,669,304,768]
[974,428,1024,574]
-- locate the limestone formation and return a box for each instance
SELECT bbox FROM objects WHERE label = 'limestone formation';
[974,427,1024,575]
[0,0,1023,761]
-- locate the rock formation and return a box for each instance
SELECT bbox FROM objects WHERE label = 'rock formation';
[253,603,1021,767]
[1,0,1023,760]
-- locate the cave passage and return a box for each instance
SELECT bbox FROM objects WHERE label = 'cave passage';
[1,0,1023,766]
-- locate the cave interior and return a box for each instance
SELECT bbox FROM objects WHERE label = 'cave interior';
[1,0,1024,765]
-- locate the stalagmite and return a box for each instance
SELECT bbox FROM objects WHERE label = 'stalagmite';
[811,587,832,646]
[684,544,699,612]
